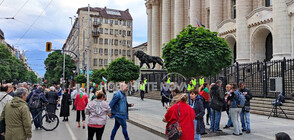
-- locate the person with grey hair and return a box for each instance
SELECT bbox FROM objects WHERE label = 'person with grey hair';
[0,87,32,140]
[45,86,59,117]
[0,85,13,117]
[209,80,224,132]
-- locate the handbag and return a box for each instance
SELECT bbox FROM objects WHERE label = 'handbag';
[166,104,182,140]
[68,98,72,105]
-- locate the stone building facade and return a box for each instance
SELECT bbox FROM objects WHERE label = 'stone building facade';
[63,7,133,72]
[145,0,294,64]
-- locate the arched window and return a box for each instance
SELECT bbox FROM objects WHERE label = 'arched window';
[265,0,272,7]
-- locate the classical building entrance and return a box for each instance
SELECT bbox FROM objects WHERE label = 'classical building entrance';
[226,35,237,63]
[251,26,273,62]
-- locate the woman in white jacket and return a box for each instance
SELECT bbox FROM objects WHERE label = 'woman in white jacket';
[85,90,111,140]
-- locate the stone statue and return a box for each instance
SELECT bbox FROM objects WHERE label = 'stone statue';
[134,50,163,69]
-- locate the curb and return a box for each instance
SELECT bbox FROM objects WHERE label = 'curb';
[127,119,166,139]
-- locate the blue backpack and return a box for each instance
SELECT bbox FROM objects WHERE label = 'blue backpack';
[236,90,246,108]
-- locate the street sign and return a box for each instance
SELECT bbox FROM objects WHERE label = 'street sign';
[46,42,52,52]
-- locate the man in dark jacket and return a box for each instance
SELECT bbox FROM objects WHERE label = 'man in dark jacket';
[239,82,252,133]
[45,86,59,116]
[26,86,48,129]
[209,80,224,132]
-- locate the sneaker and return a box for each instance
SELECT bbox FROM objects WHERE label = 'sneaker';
[242,129,247,132]
[201,132,208,135]
[216,129,223,132]
[240,133,243,135]
[246,130,251,134]
[223,125,230,129]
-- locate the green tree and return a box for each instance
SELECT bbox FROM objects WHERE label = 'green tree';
[107,57,140,82]
[90,68,108,84]
[44,50,76,85]
[162,25,232,78]
[25,71,38,84]
[74,74,87,84]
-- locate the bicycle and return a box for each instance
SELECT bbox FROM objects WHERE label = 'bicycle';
[31,104,59,131]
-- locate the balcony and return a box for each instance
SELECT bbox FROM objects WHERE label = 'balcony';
[93,22,101,27]
[92,31,100,37]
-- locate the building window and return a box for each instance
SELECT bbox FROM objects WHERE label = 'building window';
[110,20,113,25]
[115,30,118,36]
[105,28,108,34]
[127,31,131,36]
[94,18,98,24]
[114,39,118,45]
[114,49,118,55]
[104,39,108,45]
[99,28,103,34]
[94,38,98,44]
[122,30,126,36]
[104,49,108,55]
[94,48,98,54]
[127,21,131,27]
[99,48,103,54]
[99,59,103,66]
[122,40,126,46]
[105,18,108,24]
[232,0,236,19]
[119,30,122,35]
[127,40,131,47]
[94,58,98,66]
[104,59,108,65]
[127,50,131,56]
[123,20,126,26]
[110,29,113,35]
[100,17,103,23]
[265,0,272,7]
[115,20,118,25]
[122,50,126,56]
[99,38,103,44]
[110,39,113,45]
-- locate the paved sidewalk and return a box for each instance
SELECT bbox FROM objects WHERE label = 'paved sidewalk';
[124,93,294,140]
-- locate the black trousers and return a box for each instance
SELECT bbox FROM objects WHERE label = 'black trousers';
[76,110,85,122]
[72,99,76,110]
[88,125,105,140]
[140,90,145,100]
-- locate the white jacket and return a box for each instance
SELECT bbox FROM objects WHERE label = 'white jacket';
[0,92,13,117]
[71,90,77,99]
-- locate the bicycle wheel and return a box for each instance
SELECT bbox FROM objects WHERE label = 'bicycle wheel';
[41,113,59,131]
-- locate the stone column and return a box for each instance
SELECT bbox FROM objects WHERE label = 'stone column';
[236,0,251,63]
[162,0,171,46]
[190,0,201,27]
[174,0,184,37]
[209,0,223,32]
[146,2,152,55]
[273,0,291,60]
[151,0,160,58]
[258,0,263,7]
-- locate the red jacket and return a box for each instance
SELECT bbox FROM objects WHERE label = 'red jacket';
[74,93,88,111]
[165,101,195,140]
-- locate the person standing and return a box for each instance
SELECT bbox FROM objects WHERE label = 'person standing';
[74,88,88,129]
[6,84,14,97]
[140,81,145,101]
[26,86,48,130]
[223,84,233,129]
[109,82,134,140]
[228,83,242,136]
[45,86,59,116]
[239,82,252,133]
[0,85,13,115]
[199,82,210,126]
[1,87,32,140]
[86,90,111,140]
[71,87,77,110]
[209,80,224,132]
[60,88,71,121]
[144,78,148,93]
[161,83,170,107]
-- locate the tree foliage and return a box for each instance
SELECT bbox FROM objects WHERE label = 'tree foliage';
[90,68,108,84]
[0,43,37,83]
[107,57,140,82]
[44,50,76,85]
[162,25,232,78]
[74,74,87,84]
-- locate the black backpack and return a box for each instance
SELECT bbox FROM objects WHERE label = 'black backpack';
[28,91,41,109]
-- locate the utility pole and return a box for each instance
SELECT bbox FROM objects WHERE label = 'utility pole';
[83,30,85,75]
[77,19,80,76]
[63,49,66,89]
[86,4,90,96]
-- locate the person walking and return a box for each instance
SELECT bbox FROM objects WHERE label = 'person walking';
[109,82,134,140]
[45,86,59,117]
[239,82,252,133]
[189,89,205,140]
[164,94,195,140]
[74,88,88,128]
[0,87,32,140]
[228,83,242,136]
[71,87,77,110]
[223,84,233,129]
[199,82,210,126]
[209,80,224,132]
[86,90,111,140]
[26,86,48,130]
[60,88,71,121]
[140,81,145,101]
[161,83,170,107]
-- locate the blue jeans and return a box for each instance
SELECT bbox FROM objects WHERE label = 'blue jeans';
[194,119,201,140]
[240,110,250,131]
[110,117,129,140]
[210,108,221,132]
[31,108,42,128]
[226,111,232,126]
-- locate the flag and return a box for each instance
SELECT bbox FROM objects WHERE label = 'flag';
[102,76,107,85]
[196,18,205,28]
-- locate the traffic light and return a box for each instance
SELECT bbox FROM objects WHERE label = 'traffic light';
[46,42,52,52]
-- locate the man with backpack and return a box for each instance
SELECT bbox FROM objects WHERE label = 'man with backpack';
[26,86,48,130]
[239,82,252,134]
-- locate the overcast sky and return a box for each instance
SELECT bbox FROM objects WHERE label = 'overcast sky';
[0,0,147,77]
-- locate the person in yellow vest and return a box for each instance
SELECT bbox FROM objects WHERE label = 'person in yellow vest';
[144,78,148,93]
[167,77,171,84]
[192,78,197,87]
[187,80,194,92]
[140,81,145,101]
[199,77,205,86]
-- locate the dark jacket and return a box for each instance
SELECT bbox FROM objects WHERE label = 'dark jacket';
[239,88,252,107]
[8,91,14,97]
[228,90,240,108]
[60,93,70,117]
[45,91,58,105]
[209,85,224,111]
[189,95,205,134]
[26,89,48,109]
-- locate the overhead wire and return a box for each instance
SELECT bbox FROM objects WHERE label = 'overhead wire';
[13,0,30,18]
[0,0,5,7]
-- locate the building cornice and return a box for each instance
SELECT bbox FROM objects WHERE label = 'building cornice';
[246,7,272,19]
[286,0,294,6]
[219,29,236,36]
[248,18,273,28]
[217,19,236,29]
